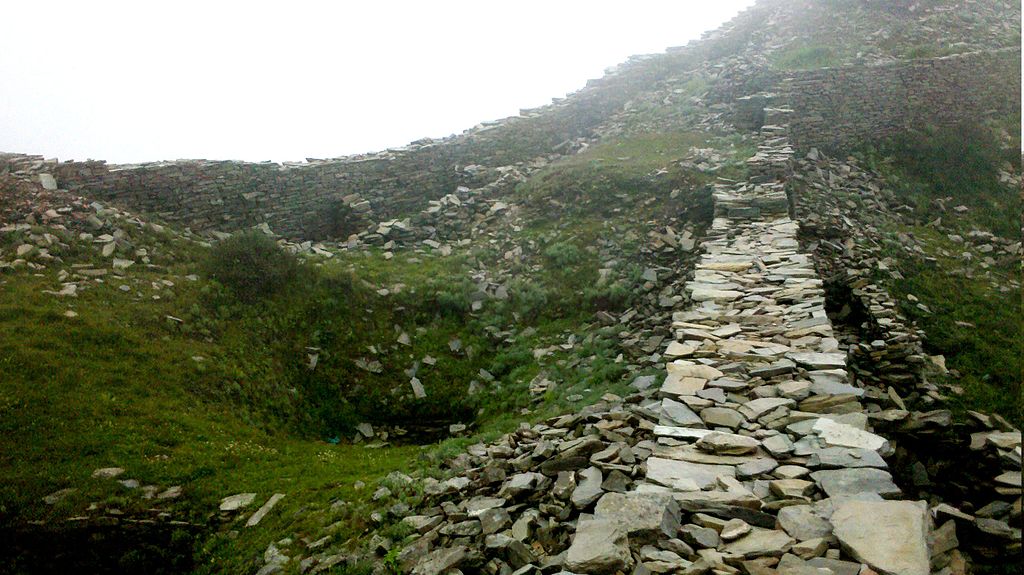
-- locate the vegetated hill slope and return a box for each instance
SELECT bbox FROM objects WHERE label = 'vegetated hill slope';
[0,0,1020,573]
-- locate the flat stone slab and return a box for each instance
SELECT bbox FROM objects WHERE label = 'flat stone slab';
[691,288,744,302]
[722,527,795,558]
[594,491,681,543]
[776,505,833,540]
[660,398,704,427]
[653,426,715,441]
[787,352,846,370]
[661,374,706,396]
[812,418,892,457]
[220,492,257,511]
[810,468,901,498]
[565,518,632,574]
[807,447,887,469]
[696,431,761,455]
[646,457,735,491]
[830,500,929,575]
[701,407,746,429]
[667,361,725,380]
[739,397,795,420]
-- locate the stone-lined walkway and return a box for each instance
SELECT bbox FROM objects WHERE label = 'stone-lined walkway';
[573,125,938,574]
[391,126,954,575]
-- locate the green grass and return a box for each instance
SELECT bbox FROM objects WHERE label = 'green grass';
[0,203,668,571]
[879,227,1022,427]
[865,124,1021,237]
[771,44,838,70]
[0,269,428,573]
[861,124,1022,427]
[516,132,751,225]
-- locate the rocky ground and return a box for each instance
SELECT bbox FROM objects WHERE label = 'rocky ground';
[234,110,1021,575]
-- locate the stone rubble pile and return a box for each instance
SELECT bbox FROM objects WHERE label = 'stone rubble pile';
[0,169,197,289]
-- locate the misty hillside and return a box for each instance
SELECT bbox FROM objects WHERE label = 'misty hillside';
[0,1,1020,574]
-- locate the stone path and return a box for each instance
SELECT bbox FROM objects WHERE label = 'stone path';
[606,126,935,574]
[377,123,968,575]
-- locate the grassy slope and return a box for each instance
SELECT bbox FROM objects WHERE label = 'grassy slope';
[865,123,1022,426]
[0,128,749,572]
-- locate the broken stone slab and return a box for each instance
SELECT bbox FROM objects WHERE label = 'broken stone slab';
[786,352,846,370]
[739,397,795,420]
[665,341,699,358]
[661,373,707,396]
[645,457,735,491]
[246,493,285,527]
[830,500,929,575]
[722,528,795,558]
[696,431,761,455]
[812,418,893,457]
[653,426,715,441]
[564,517,632,574]
[411,545,470,575]
[660,398,704,427]
[594,491,681,543]
[690,288,744,302]
[701,407,746,429]
[748,359,796,379]
[776,505,833,540]
[667,361,725,380]
[806,447,887,469]
[572,467,604,509]
[220,492,258,512]
[810,468,901,498]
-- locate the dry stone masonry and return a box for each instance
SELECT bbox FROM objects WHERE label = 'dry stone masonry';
[4,43,1017,243]
[329,121,1007,575]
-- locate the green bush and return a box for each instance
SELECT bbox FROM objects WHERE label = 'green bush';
[542,241,583,268]
[203,231,301,302]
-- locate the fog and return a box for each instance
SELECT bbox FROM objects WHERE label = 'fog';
[0,1,755,164]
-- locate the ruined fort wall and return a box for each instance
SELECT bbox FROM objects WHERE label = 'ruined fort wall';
[781,47,1021,150]
[6,47,1018,239]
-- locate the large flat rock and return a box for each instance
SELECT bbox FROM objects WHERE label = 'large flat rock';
[812,418,893,457]
[810,468,901,498]
[565,518,632,574]
[594,492,680,543]
[830,500,929,575]
[646,457,735,491]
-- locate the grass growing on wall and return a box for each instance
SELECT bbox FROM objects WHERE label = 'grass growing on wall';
[771,44,838,70]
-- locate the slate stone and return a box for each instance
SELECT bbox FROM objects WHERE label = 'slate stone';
[645,457,736,491]
[572,467,604,509]
[776,505,833,540]
[594,492,681,543]
[810,468,901,498]
[722,528,795,558]
[806,447,887,469]
[830,500,929,575]
[564,518,632,574]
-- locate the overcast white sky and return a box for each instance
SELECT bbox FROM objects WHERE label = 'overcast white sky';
[0,1,756,164]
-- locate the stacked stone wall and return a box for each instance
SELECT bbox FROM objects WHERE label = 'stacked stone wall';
[3,46,707,240]
[781,47,1021,150]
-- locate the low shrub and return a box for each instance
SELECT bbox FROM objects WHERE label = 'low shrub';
[542,241,583,268]
[203,231,301,302]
